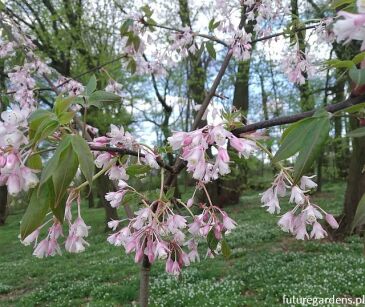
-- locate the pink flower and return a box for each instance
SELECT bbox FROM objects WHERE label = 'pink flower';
[107,220,120,231]
[33,239,49,258]
[325,214,339,229]
[222,213,237,231]
[95,152,112,169]
[21,228,40,246]
[310,221,327,239]
[105,190,127,208]
[300,176,317,190]
[217,147,230,163]
[333,11,365,49]
[65,235,89,253]
[230,136,255,158]
[167,214,187,233]
[278,211,295,233]
[108,165,129,181]
[187,198,194,208]
[289,186,305,205]
[7,174,21,196]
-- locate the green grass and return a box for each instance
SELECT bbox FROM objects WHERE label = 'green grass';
[1,182,365,306]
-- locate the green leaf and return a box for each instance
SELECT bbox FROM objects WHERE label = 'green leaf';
[274,118,317,162]
[27,154,42,170]
[85,75,97,96]
[121,19,133,36]
[28,110,55,139]
[293,116,331,183]
[50,192,67,223]
[40,136,73,186]
[127,58,137,74]
[221,239,232,259]
[88,90,121,108]
[126,164,150,177]
[207,229,219,251]
[349,67,365,86]
[32,119,59,145]
[58,111,75,125]
[52,144,79,208]
[353,52,365,65]
[351,194,365,232]
[343,102,365,113]
[326,59,354,69]
[54,96,76,116]
[20,181,53,240]
[347,127,365,138]
[71,135,94,187]
[206,42,216,59]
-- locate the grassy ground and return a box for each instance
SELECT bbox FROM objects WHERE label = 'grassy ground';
[1,183,365,306]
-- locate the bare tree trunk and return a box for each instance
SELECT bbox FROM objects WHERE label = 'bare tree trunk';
[139,255,151,307]
[0,186,8,225]
[95,173,119,229]
[335,117,365,238]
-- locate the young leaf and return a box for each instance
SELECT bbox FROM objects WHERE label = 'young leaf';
[52,144,79,208]
[207,229,219,251]
[85,75,97,96]
[20,181,54,240]
[88,90,121,108]
[26,154,42,170]
[58,111,75,125]
[293,116,331,183]
[206,42,216,59]
[71,135,95,187]
[32,118,59,145]
[349,67,365,86]
[40,136,73,186]
[54,96,76,116]
[221,239,232,259]
[347,127,365,138]
[273,118,317,162]
[126,164,150,177]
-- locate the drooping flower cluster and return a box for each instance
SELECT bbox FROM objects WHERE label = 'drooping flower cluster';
[22,220,63,258]
[107,193,237,275]
[57,77,84,97]
[168,124,257,182]
[170,27,196,58]
[282,48,316,85]
[333,0,365,49]
[261,171,338,240]
[91,124,160,184]
[228,29,252,61]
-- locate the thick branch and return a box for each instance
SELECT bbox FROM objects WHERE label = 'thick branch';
[233,94,365,134]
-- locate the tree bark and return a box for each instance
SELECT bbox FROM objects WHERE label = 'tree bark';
[0,186,8,225]
[335,118,365,238]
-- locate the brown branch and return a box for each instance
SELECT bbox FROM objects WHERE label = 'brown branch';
[233,94,365,135]
[89,146,174,173]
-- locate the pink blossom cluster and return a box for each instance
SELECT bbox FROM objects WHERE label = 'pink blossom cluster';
[107,197,236,275]
[91,124,160,172]
[261,172,339,239]
[333,1,365,50]
[57,77,84,97]
[0,106,39,196]
[228,30,252,61]
[282,48,316,85]
[22,221,63,258]
[0,40,14,58]
[22,190,92,257]
[168,124,257,182]
[170,27,196,58]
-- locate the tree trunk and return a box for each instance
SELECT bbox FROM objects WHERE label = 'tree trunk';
[95,173,119,229]
[0,186,8,225]
[335,117,365,238]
